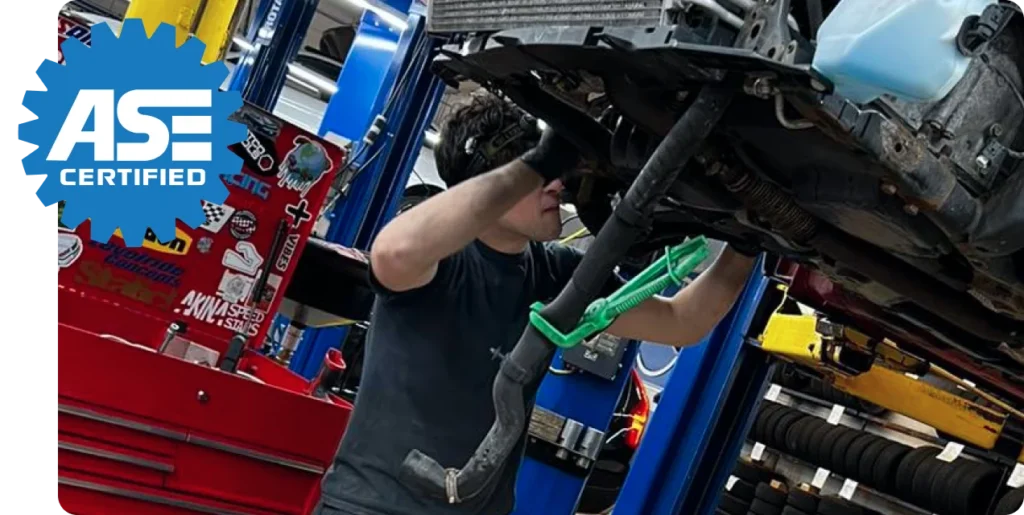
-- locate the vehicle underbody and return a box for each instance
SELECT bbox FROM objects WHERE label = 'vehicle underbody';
[427,1,1024,396]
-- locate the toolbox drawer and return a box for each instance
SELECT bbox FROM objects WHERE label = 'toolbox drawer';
[59,433,173,488]
[59,471,283,515]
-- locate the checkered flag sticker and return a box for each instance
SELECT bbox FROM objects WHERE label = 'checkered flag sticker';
[200,200,236,233]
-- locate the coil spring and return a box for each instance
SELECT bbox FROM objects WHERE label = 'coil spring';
[719,165,817,242]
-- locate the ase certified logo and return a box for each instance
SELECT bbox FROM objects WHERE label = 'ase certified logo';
[20,19,245,247]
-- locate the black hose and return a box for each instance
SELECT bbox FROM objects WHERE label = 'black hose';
[398,86,735,503]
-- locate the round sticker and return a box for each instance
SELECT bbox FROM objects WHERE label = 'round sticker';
[230,211,257,240]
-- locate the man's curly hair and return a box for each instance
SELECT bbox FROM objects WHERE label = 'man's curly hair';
[434,93,540,187]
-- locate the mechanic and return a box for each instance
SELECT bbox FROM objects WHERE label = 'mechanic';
[314,93,759,515]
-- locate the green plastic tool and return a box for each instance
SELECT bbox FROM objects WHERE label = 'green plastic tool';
[529,236,711,349]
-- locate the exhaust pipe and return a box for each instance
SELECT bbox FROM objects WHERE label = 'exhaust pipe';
[398,86,735,504]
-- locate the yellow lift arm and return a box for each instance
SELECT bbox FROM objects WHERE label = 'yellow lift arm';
[758,312,1024,463]
[124,0,248,64]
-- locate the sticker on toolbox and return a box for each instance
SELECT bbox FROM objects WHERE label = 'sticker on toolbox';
[229,211,258,240]
[285,199,313,229]
[58,228,83,268]
[88,240,185,287]
[176,290,266,337]
[222,241,264,276]
[224,172,271,201]
[217,269,255,304]
[74,261,178,311]
[256,273,282,311]
[200,200,236,233]
[277,136,333,198]
[197,237,214,254]
[275,234,300,272]
[113,227,192,256]
[236,129,279,175]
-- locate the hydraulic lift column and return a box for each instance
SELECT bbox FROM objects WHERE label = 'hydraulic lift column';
[123,0,246,64]
[288,2,447,378]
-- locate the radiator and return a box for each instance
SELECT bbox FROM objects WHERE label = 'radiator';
[426,0,664,33]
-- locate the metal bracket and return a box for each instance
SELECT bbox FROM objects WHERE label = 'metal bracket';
[738,0,797,64]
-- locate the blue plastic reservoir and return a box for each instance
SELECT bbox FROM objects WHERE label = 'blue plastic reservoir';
[812,0,996,104]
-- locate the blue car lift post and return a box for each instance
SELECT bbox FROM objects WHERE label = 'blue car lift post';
[288,2,447,377]
[612,260,778,515]
[513,258,777,514]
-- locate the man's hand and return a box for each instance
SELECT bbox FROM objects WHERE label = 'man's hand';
[519,128,581,184]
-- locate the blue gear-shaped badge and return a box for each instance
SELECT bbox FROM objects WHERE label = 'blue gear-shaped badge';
[20,19,245,246]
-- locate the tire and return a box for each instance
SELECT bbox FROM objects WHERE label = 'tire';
[761,407,791,445]
[816,497,864,515]
[756,404,783,441]
[910,455,947,510]
[816,426,849,468]
[871,442,911,494]
[798,418,828,460]
[773,411,804,450]
[856,438,889,485]
[894,447,938,497]
[781,507,808,515]
[721,493,752,515]
[996,488,1024,515]
[755,482,788,506]
[751,498,785,515]
[948,461,1003,515]
[734,460,780,485]
[843,434,879,479]
[785,416,812,454]
[786,489,820,513]
[927,461,959,515]
[828,429,861,473]
[728,478,757,502]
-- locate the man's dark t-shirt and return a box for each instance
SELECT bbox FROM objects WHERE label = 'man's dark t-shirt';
[319,239,585,515]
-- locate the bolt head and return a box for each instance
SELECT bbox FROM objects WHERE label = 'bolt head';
[976,155,991,169]
[197,390,209,404]
[904,204,920,216]
[880,183,897,195]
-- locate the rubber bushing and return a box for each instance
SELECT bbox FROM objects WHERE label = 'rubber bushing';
[762,408,791,444]
[785,416,812,454]
[828,429,862,474]
[755,403,782,441]
[798,418,827,459]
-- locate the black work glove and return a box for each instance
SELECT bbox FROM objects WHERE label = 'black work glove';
[520,128,581,184]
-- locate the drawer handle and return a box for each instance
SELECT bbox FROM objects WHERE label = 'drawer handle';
[59,441,174,474]
[59,476,252,515]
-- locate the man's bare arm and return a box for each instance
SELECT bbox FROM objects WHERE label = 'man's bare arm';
[606,248,756,346]
[370,161,542,292]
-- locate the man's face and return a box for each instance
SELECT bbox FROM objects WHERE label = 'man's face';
[498,179,565,242]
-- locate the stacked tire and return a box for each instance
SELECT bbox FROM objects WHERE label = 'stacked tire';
[719,461,785,515]
[995,487,1024,515]
[784,488,819,515]
[892,448,1003,515]
[749,482,787,515]
[816,497,881,515]
[751,402,912,495]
